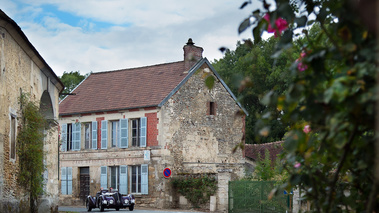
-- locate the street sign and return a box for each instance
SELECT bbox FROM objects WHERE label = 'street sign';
[163,168,171,178]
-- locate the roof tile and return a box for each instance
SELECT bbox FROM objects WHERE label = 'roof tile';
[60,61,187,115]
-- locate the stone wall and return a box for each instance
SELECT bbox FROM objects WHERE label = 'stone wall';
[0,26,60,212]
[160,63,246,211]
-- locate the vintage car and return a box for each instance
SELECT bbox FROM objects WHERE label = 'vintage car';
[85,188,135,211]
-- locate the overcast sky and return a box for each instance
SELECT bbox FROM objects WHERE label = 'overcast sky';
[1,0,269,77]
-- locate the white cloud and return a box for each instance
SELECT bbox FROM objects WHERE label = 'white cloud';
[1,0,262,76]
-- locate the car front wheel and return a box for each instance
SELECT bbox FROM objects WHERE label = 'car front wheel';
[99,199,104,212]
[129,204,134,211]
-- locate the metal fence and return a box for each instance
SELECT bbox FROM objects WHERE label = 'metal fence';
[229,180,292,213]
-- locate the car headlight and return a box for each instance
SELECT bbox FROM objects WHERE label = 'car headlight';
[109,199,114,204]
[124,200,129,204]
[103,200,107,204]
[131,199,135,204]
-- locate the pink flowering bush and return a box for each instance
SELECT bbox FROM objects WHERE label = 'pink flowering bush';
[238,1,376,211]
[296,51,308,72]
[263,14,288,37]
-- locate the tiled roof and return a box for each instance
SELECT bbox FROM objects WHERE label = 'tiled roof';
[59,61,187,115]
[245,141,284,163]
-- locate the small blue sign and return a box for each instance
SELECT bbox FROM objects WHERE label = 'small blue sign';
[163,168,171,178]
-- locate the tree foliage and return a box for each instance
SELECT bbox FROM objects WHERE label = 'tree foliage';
[17,93,47,213]
[213,37,300,143]
[59,71,87,99]
[237,0,377,211]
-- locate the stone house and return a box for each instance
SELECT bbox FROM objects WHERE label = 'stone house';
[58,39,247,211]
[0,10,64,212]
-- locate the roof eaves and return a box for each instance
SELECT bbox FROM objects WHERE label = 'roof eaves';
[59,104,160,117]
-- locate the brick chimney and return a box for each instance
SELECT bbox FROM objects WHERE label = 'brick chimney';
[183,38,203,71]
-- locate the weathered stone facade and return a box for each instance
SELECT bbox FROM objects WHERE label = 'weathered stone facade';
[0,10,64,213]
[159,63,246,212]
[58,40,246,212]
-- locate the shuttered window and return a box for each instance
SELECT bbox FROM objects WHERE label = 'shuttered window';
[141,164,148,194]
[72,123,81,150]
[120,119,128,148]
[92,121,97,149]
[140,117,147,147]
[61,167,72,195]
[61,124,67,152]
[119,165,128,194]
[131,164,148,194]
[100,166,107,189]
[101,120,108,149]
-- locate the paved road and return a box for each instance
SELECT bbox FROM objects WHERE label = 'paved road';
[58,206,206,213]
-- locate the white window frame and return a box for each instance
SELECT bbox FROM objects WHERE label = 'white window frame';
[130,164,148,194]
[84,123,92,149]
[61,167,72,195]
[111,120,120,148]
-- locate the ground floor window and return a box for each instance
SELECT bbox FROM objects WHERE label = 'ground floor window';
[61,167,72,195]
[110,166,119,190]
[131,165,141,193]
[99,164,148,194]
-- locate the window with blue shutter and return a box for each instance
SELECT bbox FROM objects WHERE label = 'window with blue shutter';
[120,119,128,148]
[140,117,147,147]
[92,121,97,149]
[72,123,81,151]
[61,167,67,194]
[67,167,73,195]
[141,164,148,194]
[61,167,72,195]
[61,124,67,152]
[119,165,128,194]
[101,120,108,149]
[100,166,107,189]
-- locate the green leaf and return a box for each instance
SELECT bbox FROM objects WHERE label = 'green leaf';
[307,19,315,26]
[239,18,251,34]
[295,16,307,28]
[240,1,249,9]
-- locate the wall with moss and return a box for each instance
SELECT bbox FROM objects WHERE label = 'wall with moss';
[0,26,60,212]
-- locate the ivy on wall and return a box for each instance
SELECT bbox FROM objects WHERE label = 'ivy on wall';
[17,93,47,213]
[172,174,217,208]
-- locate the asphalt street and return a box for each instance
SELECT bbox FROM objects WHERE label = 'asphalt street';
[58,206,206,213]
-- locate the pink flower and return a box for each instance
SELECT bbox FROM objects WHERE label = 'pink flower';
[297,60,308,72]
[296,51,308,72]
[303,125,311,134]
[263,14,288,37]
[294,162,301,168]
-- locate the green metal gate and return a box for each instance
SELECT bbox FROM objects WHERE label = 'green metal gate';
[229,180,292,213]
